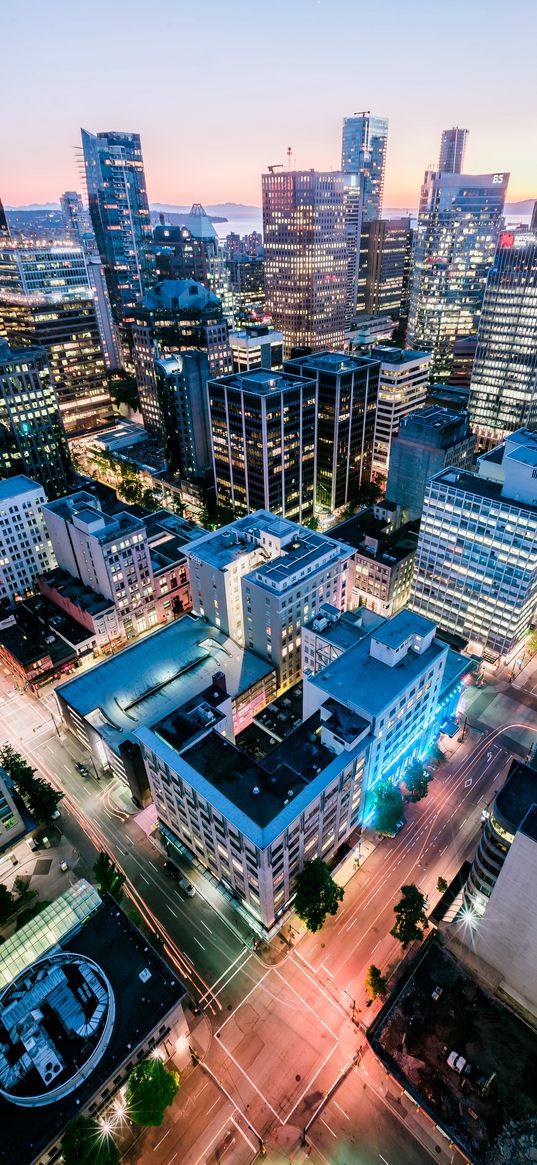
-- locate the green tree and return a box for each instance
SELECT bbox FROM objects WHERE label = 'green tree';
[0,883,15,925]
[391,884,428,949]
[61,1115,120,1165]
[93,851,125,903]
[437,876,448,894]
[0,746,62,824]
[106,369,140,413]
[126,1058,179,1126]
[294,859,344,933]
[365,964,387,999]
[526,628,537,654]
[305,516,320,531]
[372,780,405,836]
[403,760,433,803]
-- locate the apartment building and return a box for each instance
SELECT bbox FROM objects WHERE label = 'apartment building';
[371,347,431,475]
[0,476,55,603]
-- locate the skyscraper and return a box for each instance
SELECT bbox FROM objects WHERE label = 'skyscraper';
[371,347,432,475]
[81,129,156,323]
[356,217,411,318]
[0,197,10,241]
[407,170,508,380]
[208,369,316,522]
[155,351,212,480]
[468,229,537,444]
[0,340,70,498]
[438,127,469,173]
[60,192,93,244]
[341,113,389,324]
[262,170,346,355]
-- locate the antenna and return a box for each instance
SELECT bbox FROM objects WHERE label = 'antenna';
[287,146,294,171]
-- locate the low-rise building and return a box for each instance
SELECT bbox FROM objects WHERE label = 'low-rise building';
[327,508,419,616]
[0,476,55,603]
[0,595,85,687]
[410,428,537,660]
[301,604,384,676]
[386,406,475,520]
[0,768,27,852]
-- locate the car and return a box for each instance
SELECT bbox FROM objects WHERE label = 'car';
[447,1051,471,1075]
[164,861,196,897]
[51,809,61,820]
[59,860,69,872]
[431,985,443,1002]
[75,762,91,778]
[178,876,196,897]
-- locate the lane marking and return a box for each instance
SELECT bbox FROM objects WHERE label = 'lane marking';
[214,1039,282,1122]
[193,937,206,950]
[334,1101,349,1120]
[231,1114,257,1152]
[154,1130,170,1149]
[320,1118,337,1138]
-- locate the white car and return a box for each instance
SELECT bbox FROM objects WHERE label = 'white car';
[447,1051,469,1074]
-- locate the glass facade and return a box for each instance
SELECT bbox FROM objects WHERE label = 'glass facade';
[0,342,71,498]
[407,171,509,381]
[341,114,389,325]
[468,230,537,444]
[438,127,468,174]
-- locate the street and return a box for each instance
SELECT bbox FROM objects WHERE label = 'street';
[1,660,537,1165]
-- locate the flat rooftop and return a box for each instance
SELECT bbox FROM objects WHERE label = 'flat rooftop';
[433,466,537,514]
[39,568,115,616]
[0,475,42,502]
[285,350,380,375]
[371,937,537,1164]
[372,609,436,649]
[493,759,537,834]
[187,511,298,570]
[328,514,419,564]
[304,606,384,651]
[248,530,351,591]
[0,894,186,1165]
[57,615,275,747]
[371,345,431,364]
[211,369,313,395]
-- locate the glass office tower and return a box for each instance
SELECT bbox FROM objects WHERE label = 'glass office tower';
[468,229,537,444]
[438,127,468,173]
[0,340,70,497]
[407,170,508,380]
[81,129,156,323]
[341,113,389,325]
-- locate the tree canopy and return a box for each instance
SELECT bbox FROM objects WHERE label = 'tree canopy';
[92,851,126,903]
[126,1057,180,1126]
[390,884,428,949]
[0,745,62,826]
[0,883,15,926]
[365,964,387,999]
[403,760,433,803]
[294,859,344,933]
[372,780,405,836]
[61,1116,120,1165]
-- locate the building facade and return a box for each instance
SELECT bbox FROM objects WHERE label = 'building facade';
[228,328,283,373]
[371,347,431,475]
[386,405,475,520]
[154,351,212,480]
[284,351,381,513]
[262,170,347,354]
[407,171,509,380]
[341,113,389,324]
[208,369,316,523]
[438,127,469,173]
[81,128,156,323]
[410,429,537,658]
[0,476,55,603]
[328,507,419,617]
[468,229,537,445]
[357,217,411,318]
[0,341,70,498]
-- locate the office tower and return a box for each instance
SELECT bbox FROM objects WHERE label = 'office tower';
[464,758,537,917]
[85,253,122,368]
[0,340,70,497]
[228,327,283,373]
[59,191,92,243]
[0,197,9,240]
[262,170,347,354]
[153,222,209,285]
[284,351,380,512]
[531,202,537,231]
[386,405,475,520]
[468,229,537,444]
[208,369,316,522]
[81,129,156,323]
[447,334,477,390]
[132,278,232,434]
[183,203,219,258]
[356,217,411,317]
[341,113,389,324]
[410,428,537,659]
[186,512,353,687]
[226,255,265,311]
[438,127,469,173]
[371,347,431,475]
[0,476,56,602]
[407,171,509,380]
[155,351,211,479]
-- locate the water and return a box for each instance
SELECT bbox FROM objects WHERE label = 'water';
[214,215,263,241]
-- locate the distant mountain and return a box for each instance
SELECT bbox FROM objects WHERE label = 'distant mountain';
[151,202,261,219]
[6,203,61,211]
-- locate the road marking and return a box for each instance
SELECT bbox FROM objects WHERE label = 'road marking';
[320,962,334,977]
[273,966,341,1041]
[214,1039,282,1122]
[165,904,177,917]
[285,1043,339,1122]
[154,1130,170,1149]
[166,1155,178,1164]
[379,1155,392,1165]
[231,1114,256,1152]
[215,966,271,1036]
[193,937,206,950]
[334,1101,349,1119]
[201,949,250,1002]
[207,1098,221,1115]
[320,1118,337,1138]
[199,919,212,933]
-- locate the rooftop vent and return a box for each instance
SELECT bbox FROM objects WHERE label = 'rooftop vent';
[139,968,152,983]
[252,786,260,796]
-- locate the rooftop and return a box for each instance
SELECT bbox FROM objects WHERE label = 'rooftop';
[397,405,471,439]
[519,803,537,844]
[304,606,384,651]
[39,568,116,617]
[372,609,436,649]
[0,476,43,503]
[371,345,431,365]
[328,513,419,564]
[284,350,380,375]
[57,615,275,750]
[208,369,313,396]
[142,278,220,312]
[248,531,352,592]
[432,466,537,515]
[493,759,537,835]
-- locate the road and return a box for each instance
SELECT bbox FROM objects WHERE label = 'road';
[1,663,536,1165]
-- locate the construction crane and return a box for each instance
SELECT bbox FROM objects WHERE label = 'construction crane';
[267,163,283,174]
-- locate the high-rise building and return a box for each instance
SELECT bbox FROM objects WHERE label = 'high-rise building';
[468,229,537,444]
[208,369,316,522]
[438,127,469,173]
[154,351,212,479]
[59,191,93,244]
[284,351,381,512]
[386,405,475,520]
[341,113,389,324]
[356,217,411,318]
[153,222,209,285]
[464,758,537,917]
[371,347,431,475]
[410,428,537,659]
[0,197,9,241]
[131,278,232,434]
[0,476,56,603]
[81,129,156,323]
[228,327,283,373]
[407,171,509,380]
[0,340,70,498]
[262,170,347,354]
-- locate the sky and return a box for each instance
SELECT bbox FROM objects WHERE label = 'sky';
[2,0,536,211]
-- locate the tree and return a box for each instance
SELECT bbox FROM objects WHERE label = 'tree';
[526,628,537,655]
[105,368,140,413]
[403,760,433,803]
[294,858,344,933]
[437,876,448,894]
[391,884,428,949]
[93,851,125,903]
[61,1115,120,1165]
[126,1058,179,1126]
[0,746,62,825]
[365,964,387,999]
[372,780,405,836]
[305,516,320,531]
[0,883,15,926]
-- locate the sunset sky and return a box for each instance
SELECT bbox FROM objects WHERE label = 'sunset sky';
[3,0,536,211]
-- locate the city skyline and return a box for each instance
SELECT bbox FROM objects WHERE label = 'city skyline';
[3,0,536,210]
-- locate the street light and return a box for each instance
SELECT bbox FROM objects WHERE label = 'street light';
[343,987,357,1023]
